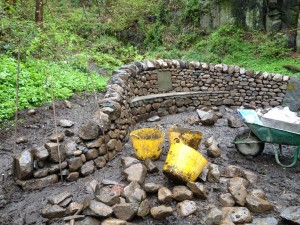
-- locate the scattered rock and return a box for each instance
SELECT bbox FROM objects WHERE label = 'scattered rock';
[59,119,75,128]
[27,109,36,115]
[207,163,220,183]
[204,137,219,148]
[48,133,64,142]
[123,163,147,184]
[150,205,173,220]
[207,144,221,158]
[158,187,173,203]
[199,164,209,182]
[144,158,159,173]
[248,217,278,225]
[121,157,140,169]
[147,115,160,122]
[137,199,151,217]
[74,216,100,225]
[65,129,74,137]
[219,193,235,207]
[205,207,223,225]
[83,199,113,218]
[48,192,72,205]
[95,185,123,206]
[250,189,266,200]
[197,109,218,126]
[144,183,161,193]
[224,165,242,178]
[41,204,66,219]
[172,186,193,201]
[227,177,249,206]
[80,161,95,176]
[187,181,208,200]
[63,100,72,108]
[78,120,99,140]
[123,181,141,199]
[227,115,244,128]
[60,196,72,207]
[16,136,28,144]
[44,142,66,163]
[102,218,126,225]
[176,200,197,217]
[243,169,260,184]
[113,203,139,221]
[184,115,200,125]
[86,180,99,193]
[67,202,83,215]
[14,150,33,180]
[222,207,252,224]
[246,195,274,212]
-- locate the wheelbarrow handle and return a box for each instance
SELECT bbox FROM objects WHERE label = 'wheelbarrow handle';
[273,145,300,168]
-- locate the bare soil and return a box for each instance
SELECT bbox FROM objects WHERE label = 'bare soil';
[0,93,299,225]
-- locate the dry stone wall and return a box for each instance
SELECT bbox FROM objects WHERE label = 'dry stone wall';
[13,60,290,190]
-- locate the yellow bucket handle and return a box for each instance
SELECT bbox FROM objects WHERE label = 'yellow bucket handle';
[130,126,165,140]
[130,133,141,139]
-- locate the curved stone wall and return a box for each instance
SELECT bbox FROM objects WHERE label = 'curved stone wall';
[14,60,290,189]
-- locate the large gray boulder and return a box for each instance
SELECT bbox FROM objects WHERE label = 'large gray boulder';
[14,150,33,180]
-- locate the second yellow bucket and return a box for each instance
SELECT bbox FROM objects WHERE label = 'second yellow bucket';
[163,138,208,182]
[168,125,203,150]
[130,127,165,160]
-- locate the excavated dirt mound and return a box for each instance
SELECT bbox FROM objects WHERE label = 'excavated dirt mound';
[0,93,300,225]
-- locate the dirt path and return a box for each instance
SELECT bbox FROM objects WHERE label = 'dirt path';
[0,94,300,224]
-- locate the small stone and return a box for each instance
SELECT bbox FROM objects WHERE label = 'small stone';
[158,187,173,203]
[102,218,126,225]
[199,164,209,182]
[227,177,249,206]
[144,158,159,173]
[243,169,260,184]
[33,168,49,178]
[121,157,140,169]
[65,129,74,137]
[246,195,274,212]
[59,119,75,128]
[48,162,67,174]
[227,116,244,128]
[27,109,36,115]
[137,199,151,217]
[224,165,242,178]
[176,200,197,217]
[44,142,66,163]
[75,216,101,225]
[66,172,79,182]
[83,199,113,218]
[172,186,193,201]
[101,179,120,186]
[207,144,221,158]
[113,203,139,221]
[250,189,266,199]
[107,139,117,151]
[48,192,72,205]
[42,204,66,219]
[205,207,222,225]
[204,137,219,148]
[48,133,64,142]
[14,150,33,180]
[86,138,103,148]
[81,154,86,163]
[197,109,218,126]
[86,180,99,193]
[63,215,85,222]
[123,163,147,184]
[219,193,235,207]
[80,161,95,176]
[65,141,77,156]
[222,207,252,224]
[93,110,111,131]
[280,207,300,224]
[67,202,83,215]
[207,163,220,183]
[60,197,72,208]
[184,115,200,125]
[63,100,72,108]
[95,185,123,206]
[144,183,161,193]
[94,156,106,168]
[249,217,278,225]
[147,115,160,122]
[123,181,140,197]
[150,205,173,220]
[68,157,82,172]
[187,181,208,200]
[16,136,28,144]
[85,148,99,161]
[73,150,82,156]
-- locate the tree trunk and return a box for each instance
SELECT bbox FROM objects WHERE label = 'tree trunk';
[35,0,43,26]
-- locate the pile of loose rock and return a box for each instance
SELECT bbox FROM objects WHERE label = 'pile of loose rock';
[41,150,280,224]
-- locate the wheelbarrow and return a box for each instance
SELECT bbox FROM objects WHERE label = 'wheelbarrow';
[234,110,300,168]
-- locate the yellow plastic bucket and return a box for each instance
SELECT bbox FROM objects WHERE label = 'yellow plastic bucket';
[130,127,165,160]
[163,138,208,182]
[168,125,203,150]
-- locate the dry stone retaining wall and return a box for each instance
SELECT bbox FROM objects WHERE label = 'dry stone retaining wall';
[13,60,290,189]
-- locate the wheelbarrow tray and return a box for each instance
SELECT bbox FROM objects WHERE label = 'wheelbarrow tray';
[245,116,300,146]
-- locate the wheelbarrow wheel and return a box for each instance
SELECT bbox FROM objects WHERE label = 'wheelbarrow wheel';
[234,132,265,156]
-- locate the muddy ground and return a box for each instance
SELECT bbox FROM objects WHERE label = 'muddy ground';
[0,92,299,225]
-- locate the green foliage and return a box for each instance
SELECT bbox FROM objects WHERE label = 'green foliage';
[0,55,108,121]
